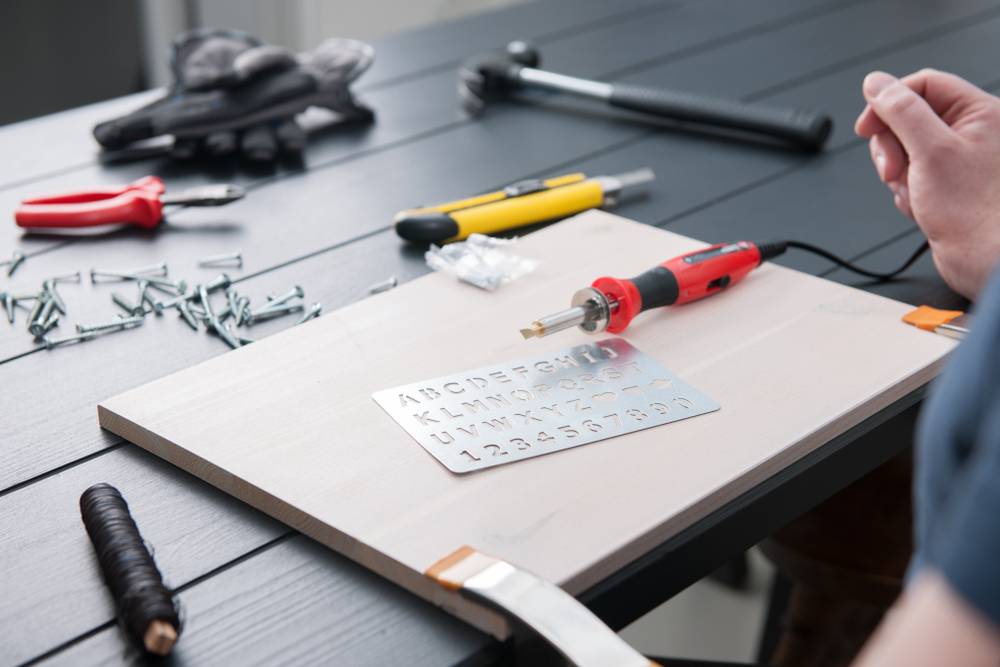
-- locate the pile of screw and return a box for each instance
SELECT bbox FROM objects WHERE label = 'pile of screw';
[0,270,107,349]
[2,250,326,352]
[87,259,322,351]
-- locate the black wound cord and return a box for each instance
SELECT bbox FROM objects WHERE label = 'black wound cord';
[80,483,181,654]
[768,239,931,280]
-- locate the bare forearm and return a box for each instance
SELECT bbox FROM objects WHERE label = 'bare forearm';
[853,571,1000,667]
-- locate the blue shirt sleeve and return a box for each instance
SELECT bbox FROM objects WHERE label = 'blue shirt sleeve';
[914,267,1000,629]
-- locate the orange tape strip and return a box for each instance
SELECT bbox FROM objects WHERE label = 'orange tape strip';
[902,305,964,332]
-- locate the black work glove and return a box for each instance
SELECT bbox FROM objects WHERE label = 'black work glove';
[94,29,375,162]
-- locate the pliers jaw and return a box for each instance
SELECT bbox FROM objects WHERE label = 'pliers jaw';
[159,184,246,206]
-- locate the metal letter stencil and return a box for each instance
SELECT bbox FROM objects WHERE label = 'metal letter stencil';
[372,338,720,474]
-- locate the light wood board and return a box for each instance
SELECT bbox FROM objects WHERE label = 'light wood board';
[98,210,955,638]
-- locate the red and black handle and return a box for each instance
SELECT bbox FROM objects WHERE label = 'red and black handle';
[592,241,786,333]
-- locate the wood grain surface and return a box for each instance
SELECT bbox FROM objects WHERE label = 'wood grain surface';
[2,0,992,663]
[99,211,955,637]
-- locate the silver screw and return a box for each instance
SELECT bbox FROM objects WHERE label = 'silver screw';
[205,273,233,292]
[263,285,304,308]
[145,278,187,297]
[122,261,168,276]
[198,250,243,268]
[43,308,60,327]
[43,270,82,284]
[29,298,55,335]
[211,320,241,349]
[7,250,25,277]
[89,262,166,278]
[199,284,239,350]
[90,268,118,283]
[40,332,96,350]
[90,269,185,293]
[226,288,240,320]
[1,292,14,324]
[76,315,144,334]
[32,312,59,339]
[198,285,216,320]
[148,297,167,315]
[90,268,128,282]
[136,280,153,311]
[177,300,199,330]
[367,275,398,295]
[158,289,196,310]
[235,296,250,325]
[112,292,144,317]
[26,295,48,328]
[28,299,55,338]
[295,302,322,325]
[146,276,187,293]
[29,311,55,337]
[42,280,67,314]
[246,302,304,324]
[237,335,255,345]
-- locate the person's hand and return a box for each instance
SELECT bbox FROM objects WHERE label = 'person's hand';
[855,69,1000,299]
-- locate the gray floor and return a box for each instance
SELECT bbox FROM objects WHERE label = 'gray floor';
[621,550,775,662]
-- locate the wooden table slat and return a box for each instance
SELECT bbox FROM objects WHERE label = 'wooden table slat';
[37,535,494,667]
[0,446,285,665]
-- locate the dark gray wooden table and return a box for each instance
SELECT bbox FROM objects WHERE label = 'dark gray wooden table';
[1,0,988,664]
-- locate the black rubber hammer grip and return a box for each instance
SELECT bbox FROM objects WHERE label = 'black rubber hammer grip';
[608,83,832,150]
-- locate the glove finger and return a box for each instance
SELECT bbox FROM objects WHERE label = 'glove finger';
[274,119,307,153]
[302,39,375,86]
[234,45,297,82]
[205,130,238,156]
[241,125,278,161]
[173,29,260,91]
[93,109,158,148]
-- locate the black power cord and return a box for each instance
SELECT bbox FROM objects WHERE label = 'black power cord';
[761,239,931,280]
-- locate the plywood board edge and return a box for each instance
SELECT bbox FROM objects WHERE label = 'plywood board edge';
[96,405,513,641]
[556,351,946,595]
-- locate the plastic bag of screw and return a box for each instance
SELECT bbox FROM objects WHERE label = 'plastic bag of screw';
[424,234,538,291]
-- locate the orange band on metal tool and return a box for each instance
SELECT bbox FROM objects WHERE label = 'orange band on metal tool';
[426,546,659,667]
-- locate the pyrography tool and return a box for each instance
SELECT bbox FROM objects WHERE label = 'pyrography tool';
[521,239,931,339]
[394,168,655,243]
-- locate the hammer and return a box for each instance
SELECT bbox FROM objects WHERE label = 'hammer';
[460,41,832,151]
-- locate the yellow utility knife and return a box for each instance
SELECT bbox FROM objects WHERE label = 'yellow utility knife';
[393,168,655,243]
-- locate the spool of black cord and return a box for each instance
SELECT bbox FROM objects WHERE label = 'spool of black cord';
[80,483,181,656]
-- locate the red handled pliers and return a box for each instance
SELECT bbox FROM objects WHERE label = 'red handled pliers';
[15,175,245,230]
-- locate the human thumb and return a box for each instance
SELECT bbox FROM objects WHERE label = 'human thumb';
[863,71,950,156]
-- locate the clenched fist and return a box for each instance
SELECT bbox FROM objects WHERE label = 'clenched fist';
[855,69,1000,299]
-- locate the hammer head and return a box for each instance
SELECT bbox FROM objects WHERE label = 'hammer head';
[458,40,541,115]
